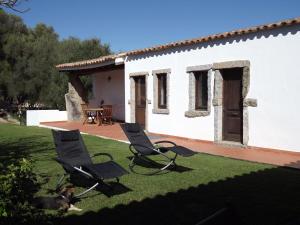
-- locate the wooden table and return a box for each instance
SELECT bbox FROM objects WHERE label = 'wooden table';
[82,108,103,124]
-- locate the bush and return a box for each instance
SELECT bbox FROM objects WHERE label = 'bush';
[0,158,45,224]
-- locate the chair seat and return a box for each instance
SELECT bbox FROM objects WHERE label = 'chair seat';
[160,145,197,157]
[84,161,128,180]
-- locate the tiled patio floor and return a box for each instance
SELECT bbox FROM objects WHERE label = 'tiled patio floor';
[41,121,300,169]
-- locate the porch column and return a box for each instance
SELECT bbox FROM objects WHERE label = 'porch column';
[65,74,88,121]
[213,69,223,142]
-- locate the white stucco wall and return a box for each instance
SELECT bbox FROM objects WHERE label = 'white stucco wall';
[90,68,125,121]
[26,110,67,126]
[125,25,300,152]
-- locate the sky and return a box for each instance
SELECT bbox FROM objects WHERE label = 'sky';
[5,0,300,53]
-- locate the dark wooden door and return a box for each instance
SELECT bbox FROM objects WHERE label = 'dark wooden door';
[222,68,243,142]
[134,76,146,129]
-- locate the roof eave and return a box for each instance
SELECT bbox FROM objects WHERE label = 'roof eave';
[57,59,121,72]
[56,54,126,72]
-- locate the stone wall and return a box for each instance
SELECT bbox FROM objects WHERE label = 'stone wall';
[65,74,88,121]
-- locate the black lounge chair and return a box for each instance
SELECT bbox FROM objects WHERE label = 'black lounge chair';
[120,123,197,174]
[52,129,128,197]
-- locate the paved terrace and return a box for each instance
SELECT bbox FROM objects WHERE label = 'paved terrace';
[41,121,300,169]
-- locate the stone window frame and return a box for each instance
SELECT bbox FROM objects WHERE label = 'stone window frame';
[212,60,257,146]
[152,69,171,114]
[128,72,149,128]
[185,64,212,118]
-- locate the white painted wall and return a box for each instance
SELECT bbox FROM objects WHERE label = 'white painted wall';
[90,68,125,121]
[125,25,300,152]
[26,110,67,126]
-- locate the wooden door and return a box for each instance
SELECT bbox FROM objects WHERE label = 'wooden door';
[222,68,243,142]
[134,76,146,129]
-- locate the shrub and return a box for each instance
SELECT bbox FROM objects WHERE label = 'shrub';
[0,158,44,224]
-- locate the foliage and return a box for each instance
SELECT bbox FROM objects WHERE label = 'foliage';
[59,37,111,100]
[0,158,44,224]
[0,0,29,13]
[0,10,112,110]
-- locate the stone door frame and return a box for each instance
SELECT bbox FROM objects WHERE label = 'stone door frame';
[129,72,149,130]
[212,60,256,146]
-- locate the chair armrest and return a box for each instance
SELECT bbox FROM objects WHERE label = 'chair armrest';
[129,143,155,154]
[91,153,113,161]
[154,140,177,147]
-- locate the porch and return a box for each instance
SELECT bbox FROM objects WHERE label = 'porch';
[41,121,300,169]
[57,54,126,122]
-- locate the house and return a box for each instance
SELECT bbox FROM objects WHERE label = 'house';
[56,17,300,153]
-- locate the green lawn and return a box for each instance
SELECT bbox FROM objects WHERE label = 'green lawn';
[1,124,300,225]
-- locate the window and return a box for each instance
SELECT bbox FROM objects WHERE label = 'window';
[157,73,167,109]
[152,69,170,114]
[194,71,208,110]
[185,65,212,118]
[135,76,146,107]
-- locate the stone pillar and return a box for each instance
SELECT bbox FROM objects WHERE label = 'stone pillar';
[129,77,135,123]
[213,70,223,142]
[65,74,88,121]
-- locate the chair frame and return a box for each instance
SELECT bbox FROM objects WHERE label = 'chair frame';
[99,105,113,126]
[54,153,120,198]
[128,142,179,174]
[81,103,97,125]
[52,130,127,197]
[121,123,196,175]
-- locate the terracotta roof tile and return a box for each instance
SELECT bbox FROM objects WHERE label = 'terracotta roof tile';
[126,16,300,57]
[56,54,120,70]
[56,16,300,71]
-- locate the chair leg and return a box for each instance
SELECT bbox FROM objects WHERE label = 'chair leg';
[74,182,100,198]
[129,155,176,175]
[129,155,136,170]
[98,117,102,126]
[160,160,175,171]
[142,155,175,171]
[56,173,67,191]
[83,116,88,125]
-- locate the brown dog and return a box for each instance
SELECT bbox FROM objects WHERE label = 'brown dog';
[33,186,82,212]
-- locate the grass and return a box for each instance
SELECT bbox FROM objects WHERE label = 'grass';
[1,124,300,225]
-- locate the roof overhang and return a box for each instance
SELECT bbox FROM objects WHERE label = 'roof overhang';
[56,53,126,72]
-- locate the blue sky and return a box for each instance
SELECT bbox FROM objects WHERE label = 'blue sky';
[6,0,300,53]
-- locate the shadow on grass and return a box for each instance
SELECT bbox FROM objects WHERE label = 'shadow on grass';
[68,174,132,198]
[53,161,300,225]
[2,134,300,225]
[127,156,193,175]
[0,135,56,225]
[0,135,53,167]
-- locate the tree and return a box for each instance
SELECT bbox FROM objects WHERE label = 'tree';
[0,10,112,110]
[0,10,29,104]
[23,24,61,106]
[59,38,112,100]
[0,11,62,108]
[0,0,29,13]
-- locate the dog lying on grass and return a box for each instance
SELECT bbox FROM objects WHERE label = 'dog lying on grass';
[33,186,82,212]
